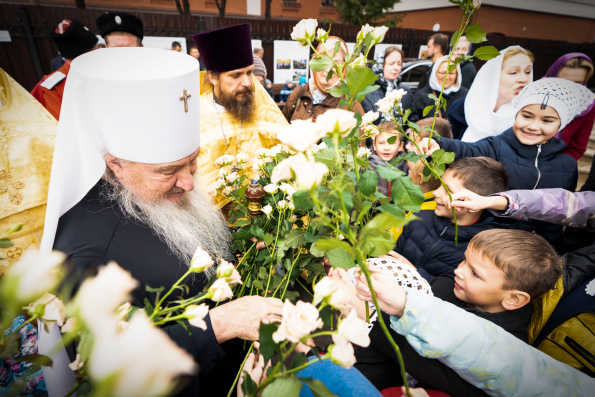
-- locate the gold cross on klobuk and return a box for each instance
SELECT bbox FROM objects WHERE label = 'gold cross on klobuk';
[179,89,191,113]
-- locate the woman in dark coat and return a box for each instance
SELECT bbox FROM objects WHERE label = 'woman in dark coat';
[410,55,468,122]
[361,46,413,124]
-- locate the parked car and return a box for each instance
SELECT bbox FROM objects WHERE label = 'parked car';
[400,59,432,94]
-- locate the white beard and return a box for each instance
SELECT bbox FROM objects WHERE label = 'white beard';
[101,172,233,277]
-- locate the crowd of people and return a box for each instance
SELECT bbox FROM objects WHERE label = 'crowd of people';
[2,10,595,397]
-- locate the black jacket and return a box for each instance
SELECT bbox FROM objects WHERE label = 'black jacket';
[410,83,468,122]
[361,75,413,124]
[395,209,504,279]
[440,128,578,191]
[459,60,477,89]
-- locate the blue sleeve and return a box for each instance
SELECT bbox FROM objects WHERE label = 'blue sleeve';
[440,136,498,160]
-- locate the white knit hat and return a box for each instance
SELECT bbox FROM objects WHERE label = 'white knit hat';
[512,77,595,130]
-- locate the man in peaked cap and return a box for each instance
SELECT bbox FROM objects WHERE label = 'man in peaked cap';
[96,11,144,47]
[38,47,283,397]
[192,23,288,209]
[31,19,97,120]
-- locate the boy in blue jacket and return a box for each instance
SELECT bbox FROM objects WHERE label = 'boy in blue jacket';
[422,78,595,191]
[395,156,508,280]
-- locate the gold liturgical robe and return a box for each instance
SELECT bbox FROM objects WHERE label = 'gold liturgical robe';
[0,68,57,274]
[198,72,288,208]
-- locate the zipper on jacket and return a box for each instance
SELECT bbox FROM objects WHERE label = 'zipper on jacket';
[532,144,542,190]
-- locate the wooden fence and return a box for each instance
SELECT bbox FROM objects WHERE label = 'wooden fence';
[1,3,595,91]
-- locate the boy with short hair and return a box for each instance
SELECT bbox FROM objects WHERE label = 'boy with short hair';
[395,156,508,280]
[369,121,407,196]
[352,229,564,394]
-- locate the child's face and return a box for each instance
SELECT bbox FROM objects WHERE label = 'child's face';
[373,132,403,161]
[432,170,462,219]
[513,104,561,145]
[453,247,508,313]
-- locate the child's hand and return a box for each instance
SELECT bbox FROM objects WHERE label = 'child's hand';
[417,138,440,156]
[329,268,367,319]
[449,189,508,212]
[237,350,269,397]
[354,264,407,317]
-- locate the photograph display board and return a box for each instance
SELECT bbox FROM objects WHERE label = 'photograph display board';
[418,45,429,60]
[273,40,310,84]
[251,39,262,51]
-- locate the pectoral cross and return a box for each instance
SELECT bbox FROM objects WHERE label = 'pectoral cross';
[0,170,24,205]
[179,89,191,113]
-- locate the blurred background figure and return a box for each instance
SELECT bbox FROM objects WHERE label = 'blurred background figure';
[279,79,296,104]
[543,53,595,160]
[96,12,144,47]
[253,46,264,59]
[188,43,205,70]
[171,41,182,52]
[451,35,477,89]
[31,19,98,120]
[418,33,449,88]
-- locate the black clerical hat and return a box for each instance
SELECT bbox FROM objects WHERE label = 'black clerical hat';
[191,23,253,73]
[51,19,98,60]
[97,12,144,39]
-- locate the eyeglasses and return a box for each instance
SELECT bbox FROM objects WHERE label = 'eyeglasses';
[436,71,456,77]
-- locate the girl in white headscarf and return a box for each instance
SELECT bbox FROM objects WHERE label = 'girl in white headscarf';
[447,46,534,141]
[410,55,468,122]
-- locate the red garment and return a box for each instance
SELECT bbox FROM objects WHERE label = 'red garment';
[30,61,71,120]
[381,387,451,397]
[561,105,595,160]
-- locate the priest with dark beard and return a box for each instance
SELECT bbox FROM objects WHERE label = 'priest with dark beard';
[38,47,282,397]
[192,23,288,209]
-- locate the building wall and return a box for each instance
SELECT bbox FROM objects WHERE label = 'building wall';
[391,5,595,44]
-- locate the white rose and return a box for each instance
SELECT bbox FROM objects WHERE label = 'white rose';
[61,317,77,334]
[261,204,273,216]
[218,167,229,178]
[27,293,65,332]
[278,119,327,153]
[69,353,84,372]
[225,172,239,184]
[183,303,209,331]
[288,215,298,223]
[316,28,328,42]
[386,88,408,102]
[271,156,295,184]
[270,144,290,157]
[214,154,235,166]
[357,147,371,158]
[330,334,356,369]
[313,277,337,306]
[216,260,242,285]
[235,152,249,164]
[221,186,232,196]
[328,285,353,311]
[208,278,234,302]
[73,262,138,333]
[371,26,389,44]
[291,19,318,45]
[264,184,279,194]
[375,97,393,114]
[88,311,197,397]
[279,182,297,196]
[361,111,380,127]
[365,124,380,138]
[337,310,370,347]
[357,24,374,42]
[288,199,295,210]
[116,302,132,322]
[190,246,214,273]
[277,199,289,210]
[252,158,266,172]
[263,156,274,163]
[316,109,358,137]
[353,54,366,69]
[272,300,323,343]
[317,142,328,150]
[2,250,65,305]
[255,148,268,158]
[295,161,329,189]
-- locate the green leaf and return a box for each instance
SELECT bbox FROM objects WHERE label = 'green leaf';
[241,371,258,397]
[309,54,334,72]
[261,376,303,397]
[422,105,434,117]
[252,280,264,290]
[363,212,403,233]
[329,82,347,99]
[304,232,320,243]
[376,164,404,182]
[292,190,314,211]
[250,225,265,240]
[327,248,356,269]
[341,190,354,212]
[14,354,53,367]
[258,322,280,363]
[359,229,395,257]
[146,285,165,293]
[0,333,21,359]
[345,65,378,100]
[313,238,354,257]
[449,30,461,47]
[299,377,338,397]
[359,171,379,196]
[285,229,307,248]
[464,23,487,43]
[390,175,425,212]
[354,84,380,102]
[5,223,23,235]
[392,151,421,165]
[315,148,339,169]
[0,238,14,248]
[473,46,500,61]
[263,233,274,247]
[291,352,308,370]
[377,203,407,218]
[429,149,456,177]
[258,266,269,279]
[387,135,397,144]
